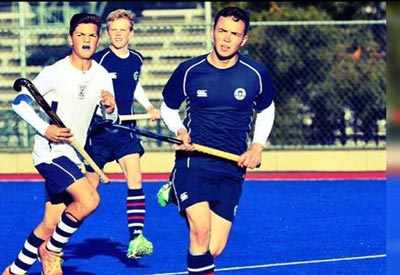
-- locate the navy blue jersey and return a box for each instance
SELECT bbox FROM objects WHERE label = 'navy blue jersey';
[93,47,143,115]
[163,53,275,158]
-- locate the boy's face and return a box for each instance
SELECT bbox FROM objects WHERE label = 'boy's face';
[211,15,248,59]
[106,18,133,50]
[68,23,100,60]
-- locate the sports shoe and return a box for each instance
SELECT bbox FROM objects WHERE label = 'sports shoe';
[157,181,177,207]
[38,241,63,275]
[1,266,26,275]
[127,234,153,259]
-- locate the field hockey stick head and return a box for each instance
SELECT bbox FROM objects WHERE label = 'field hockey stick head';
[13,78,25,92]
[14,78,36,93]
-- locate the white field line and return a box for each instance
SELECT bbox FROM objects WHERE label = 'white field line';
[142,254,386,275]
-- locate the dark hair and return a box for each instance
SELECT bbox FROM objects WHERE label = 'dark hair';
[214,7,250,35]
[69,13,102,36]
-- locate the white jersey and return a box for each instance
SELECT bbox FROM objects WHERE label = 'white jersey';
[18,56,116,165]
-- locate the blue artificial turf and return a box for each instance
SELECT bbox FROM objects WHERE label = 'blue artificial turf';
[0,179,385,275]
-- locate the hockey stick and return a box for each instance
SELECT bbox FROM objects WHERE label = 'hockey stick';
[13,78,110,184]
[119,113,151,122]
[110,124,241,162]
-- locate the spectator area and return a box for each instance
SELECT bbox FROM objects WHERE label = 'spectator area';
[0,8,207,102]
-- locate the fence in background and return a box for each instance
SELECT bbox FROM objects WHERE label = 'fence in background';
[0,7,386,152]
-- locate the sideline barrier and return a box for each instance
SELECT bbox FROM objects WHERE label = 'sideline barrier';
[0,150,386,174]
[0,171,386,182]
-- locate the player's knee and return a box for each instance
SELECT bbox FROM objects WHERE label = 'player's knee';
[191,226,211,246]
[89,191,100,210]
[79,191,100,214]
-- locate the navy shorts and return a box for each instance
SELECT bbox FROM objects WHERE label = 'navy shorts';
[170,165,244,222]
[84,128,144,172]
[35,156,83,205]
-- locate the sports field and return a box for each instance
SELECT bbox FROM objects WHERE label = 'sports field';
[0,173,385,275]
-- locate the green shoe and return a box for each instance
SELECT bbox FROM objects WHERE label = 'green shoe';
[127,234,153,259]
[157,181,177,207]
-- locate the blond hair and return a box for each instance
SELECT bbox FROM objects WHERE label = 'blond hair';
[106,9,135,31]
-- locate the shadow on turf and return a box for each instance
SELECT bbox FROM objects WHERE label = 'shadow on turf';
[66,238,150,268]
[29,266,97,275]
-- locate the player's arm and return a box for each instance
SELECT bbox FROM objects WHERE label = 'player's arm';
[134,82,160,121]
[94,91,118,125]
[252,101,275,148]
[160,101,193,150]
[12,90,72,142]
[239,101,275,168]
[98,74,118,123]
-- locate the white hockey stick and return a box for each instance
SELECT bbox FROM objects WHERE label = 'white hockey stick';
[119,113,151,122]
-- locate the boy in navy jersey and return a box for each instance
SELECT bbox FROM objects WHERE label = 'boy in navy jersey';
[84,9,159,259]
[158,6,276,275]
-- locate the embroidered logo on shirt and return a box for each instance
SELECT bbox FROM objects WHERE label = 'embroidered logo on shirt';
[109,72,117,79]
[133,71,139,81]
[196,90,208,97]
[78,85,87,99]
[180,192,189,202]
[234,88,246,101]
[233,205,238,217]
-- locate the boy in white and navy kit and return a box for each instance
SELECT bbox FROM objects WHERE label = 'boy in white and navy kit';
[3,12,117,275]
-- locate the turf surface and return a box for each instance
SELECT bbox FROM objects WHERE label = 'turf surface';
[0,178,385,275]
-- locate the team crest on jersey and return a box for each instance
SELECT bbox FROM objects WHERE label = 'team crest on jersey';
[234,88,246,101]
[133,71,139,81]
[78,85,87,99]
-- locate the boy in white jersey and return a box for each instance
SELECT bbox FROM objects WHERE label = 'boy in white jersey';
[158,7,276,275]
[2,13,117,275]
